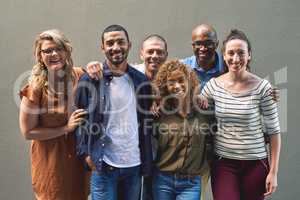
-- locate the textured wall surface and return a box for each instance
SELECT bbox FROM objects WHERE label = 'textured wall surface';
[1,0,298,199]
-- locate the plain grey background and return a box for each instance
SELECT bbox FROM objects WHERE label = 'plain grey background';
[1,0,299,199]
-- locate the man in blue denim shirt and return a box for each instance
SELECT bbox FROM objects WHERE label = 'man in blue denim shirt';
[75,24,153,200]
[181,24,224,89]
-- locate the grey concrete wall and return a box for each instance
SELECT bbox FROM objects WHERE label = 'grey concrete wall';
[1,0,298,199]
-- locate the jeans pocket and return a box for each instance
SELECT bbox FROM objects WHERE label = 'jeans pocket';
[188,176,201,186]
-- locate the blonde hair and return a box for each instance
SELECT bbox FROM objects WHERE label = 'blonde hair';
[29,29,74,88]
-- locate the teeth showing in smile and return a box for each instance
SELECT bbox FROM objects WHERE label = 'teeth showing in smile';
[50,60,61,64]
[231,64,240,68]
[198,53,207,57]
[113,53,122,57]
[173,90,185,96]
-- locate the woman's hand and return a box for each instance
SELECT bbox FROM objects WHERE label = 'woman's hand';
[85,156,96,171]
[264,134,281,197]
[264,172,278,197]
[86,61,103,80]
[65,109,87,133]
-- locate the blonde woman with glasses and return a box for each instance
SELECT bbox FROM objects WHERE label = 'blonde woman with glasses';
[19,29,89,200]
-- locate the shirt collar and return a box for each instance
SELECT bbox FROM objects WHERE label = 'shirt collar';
[102,61,114,79]
[193,52,221,74]
[102,61,139,87]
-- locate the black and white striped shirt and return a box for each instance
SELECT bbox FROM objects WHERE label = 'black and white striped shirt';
[201,78,280,160]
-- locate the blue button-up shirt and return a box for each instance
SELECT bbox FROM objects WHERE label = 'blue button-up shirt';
[181,52,224,90]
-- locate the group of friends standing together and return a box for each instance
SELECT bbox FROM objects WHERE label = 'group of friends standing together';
[19,23,281,200]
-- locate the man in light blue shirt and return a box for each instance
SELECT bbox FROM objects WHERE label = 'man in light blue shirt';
[181,24,224,89]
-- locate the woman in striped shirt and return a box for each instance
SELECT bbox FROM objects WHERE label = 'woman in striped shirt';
[201,29,281,200]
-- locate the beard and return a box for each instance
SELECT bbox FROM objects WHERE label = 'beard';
[106,51,129,66]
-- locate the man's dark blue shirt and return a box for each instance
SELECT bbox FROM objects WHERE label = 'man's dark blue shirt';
[75,62,153,176]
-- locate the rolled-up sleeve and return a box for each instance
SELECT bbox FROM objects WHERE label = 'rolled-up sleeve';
[260,82,280,135]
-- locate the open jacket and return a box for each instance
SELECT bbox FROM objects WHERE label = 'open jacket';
[75,62,153,176]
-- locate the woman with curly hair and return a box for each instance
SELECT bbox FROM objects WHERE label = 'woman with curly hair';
[19,29,89,200]
[151,60,213,200]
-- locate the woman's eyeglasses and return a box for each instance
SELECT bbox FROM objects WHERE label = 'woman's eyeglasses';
[40,47,64,55]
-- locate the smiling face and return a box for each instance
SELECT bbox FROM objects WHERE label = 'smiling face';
[40,40,67,71]
[140,38,168,75]
[223,39,251,73]
[101,31,131,66]
[166,70,188,98]
[192,26,218,68]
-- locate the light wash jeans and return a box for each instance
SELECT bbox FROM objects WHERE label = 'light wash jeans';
[152,171,201,200]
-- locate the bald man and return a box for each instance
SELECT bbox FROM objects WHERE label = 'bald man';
[181,24,222,200]
[134,34,168,200]
[135,34,168,81]
[181,24,224,89]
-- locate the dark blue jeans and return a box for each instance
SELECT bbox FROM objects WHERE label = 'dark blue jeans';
[91,162,141,200]
[152,171,201,200]
[141,176,153,200]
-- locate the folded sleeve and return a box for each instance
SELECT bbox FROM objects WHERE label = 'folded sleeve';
[260,81,281,135]
[73,67,86,80]
[19,84,41,105]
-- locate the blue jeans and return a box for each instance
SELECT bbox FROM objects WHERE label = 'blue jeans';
[91,162,141,200]
[152,171,201,200]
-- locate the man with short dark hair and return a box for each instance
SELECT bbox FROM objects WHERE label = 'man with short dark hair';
[83,34,168,200]
[75,24,153,200]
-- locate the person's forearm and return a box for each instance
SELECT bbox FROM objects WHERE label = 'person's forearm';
[269,133,281,174]
[23,125,69,141]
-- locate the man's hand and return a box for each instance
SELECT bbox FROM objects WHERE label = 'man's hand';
[269,87,280,102]
[86,61,103,80]
[196,95,209,109]
[151,101,161,117]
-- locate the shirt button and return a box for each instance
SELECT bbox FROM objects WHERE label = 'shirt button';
[99,158,102,161]
[68,154,72,158]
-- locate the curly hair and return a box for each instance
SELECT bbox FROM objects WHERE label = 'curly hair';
[29,29,74,89]
[152,60,200,110]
